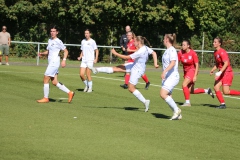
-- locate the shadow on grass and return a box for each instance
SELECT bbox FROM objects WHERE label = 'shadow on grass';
[76,88,84,92]
[175,101,184,105]
[49,98,56,102]
[202,103,219,108]
[151,113,170,119]
[82,106,140,111]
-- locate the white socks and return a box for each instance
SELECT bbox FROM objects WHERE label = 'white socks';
[56,82,70,93]
[44,83,49,98]
[88,81,92,89]
[97,67,114,73]
[204,89,208,93]
[83,80,88,86]
[133,90,146,104]
[165,96,179,112]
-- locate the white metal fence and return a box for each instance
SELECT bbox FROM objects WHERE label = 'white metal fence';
[11,41,240,66]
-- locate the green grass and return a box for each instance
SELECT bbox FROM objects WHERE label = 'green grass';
[0,62,240,160]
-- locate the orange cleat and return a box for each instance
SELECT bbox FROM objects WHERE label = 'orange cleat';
[37,98,49,103]
[68,91,75,103]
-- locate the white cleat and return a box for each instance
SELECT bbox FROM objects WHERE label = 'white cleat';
[181,103,191,107]
[170,108,182,120]
[87,88,92,93]
[83,86,88,92]
[0,62,2,65]
[91,67,98,74]
[144,100,150,112]
[6,63,9,66]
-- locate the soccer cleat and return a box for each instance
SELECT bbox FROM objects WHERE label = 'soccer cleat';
[177,114,182,120]
[120,84,128,89]
[6,63,9,66]
[207,88,215,98]
[216,104,226,109]
[144,100,150,112]
[181,103,191,107]
[68,91,75,103]
[0,62,2,65]
[91,67,98,74]
[83,86,88,92]
[87,88,92,93]
[145,82,150,90]
[170,108,182,120]
[37,98,49,103]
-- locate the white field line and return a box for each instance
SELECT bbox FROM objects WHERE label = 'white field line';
[1,70,240,100]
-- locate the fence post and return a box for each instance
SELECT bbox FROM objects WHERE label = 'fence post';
[37,43,40,66]
[201,32,205,67]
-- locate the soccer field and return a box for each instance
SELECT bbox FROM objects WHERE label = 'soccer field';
[0,63,240,160]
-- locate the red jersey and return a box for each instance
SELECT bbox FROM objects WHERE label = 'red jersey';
[214,48,232,72]
[127,39,136,63]
[178,49,199,72]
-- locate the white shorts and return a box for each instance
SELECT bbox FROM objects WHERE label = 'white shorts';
[80,61,94,68]
[129,67,144,85]
[124,62,134,72]
[44,65,59,77]
[162,72,179,93]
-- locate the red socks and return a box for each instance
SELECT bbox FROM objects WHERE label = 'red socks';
[216,90,225,104]
[229,90,240,95]
[141,74,149,83]
[125,74,130,85]
[182,86,190,100]
[194,88,205,94]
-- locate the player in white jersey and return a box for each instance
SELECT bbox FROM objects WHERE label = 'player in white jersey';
[161,34,182,120]
[37,26,74,103]
[91,36,159,112]
[77,29,99,93]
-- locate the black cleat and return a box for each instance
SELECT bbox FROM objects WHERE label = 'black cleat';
[145,82,150,90]
[120,84,128,89]
[216,104,226,109]
[207,88,215,98]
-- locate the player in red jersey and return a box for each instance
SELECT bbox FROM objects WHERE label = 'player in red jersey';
[178,40,214,106]
[120,31,150,89]
[210,37,240,109]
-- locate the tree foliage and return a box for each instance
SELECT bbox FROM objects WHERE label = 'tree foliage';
[0,0,239,61]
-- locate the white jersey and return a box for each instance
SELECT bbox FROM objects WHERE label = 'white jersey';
[162,46,178,77]
[81,38,98,62]
[130,46,153,74]
[46,38,66,66]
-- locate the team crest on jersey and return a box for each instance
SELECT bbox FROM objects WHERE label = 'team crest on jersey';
[188,56,192,59]
[184,59,187,63]
[217,54,220,58]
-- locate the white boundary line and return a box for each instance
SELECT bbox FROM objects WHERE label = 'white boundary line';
[1,70,240,100]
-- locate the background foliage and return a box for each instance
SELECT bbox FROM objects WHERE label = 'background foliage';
[0,0,240,66]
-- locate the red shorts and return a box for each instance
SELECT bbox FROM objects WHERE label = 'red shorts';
[184,70,195,82]
[217,71,233,86]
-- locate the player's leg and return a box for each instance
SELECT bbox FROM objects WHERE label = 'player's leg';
[129,69,150,112]
[86,66,93,92]
[4,45,9,65]
[181,77,191,106]
[80,62,88,92]
[214,80,226,109]
[222,71,240,96]
[37,75,51,103]
[120,72,130,89]
[141,74,150,90]
[0,45,3,65]
[161,74,181,120]
[91,64,126,74]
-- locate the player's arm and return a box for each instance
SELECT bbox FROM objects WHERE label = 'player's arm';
[151,51,159,68]
[127,48,137,52]
[193,62,199,82]
[94,49,99,63]
[77,52,83,60]
[39,50,49,56]
[111,48,131,60]
[210,65,217,75]
[8,36,11,46]
[61,48,68,68]
[119,36,125,51]
[161,60,176,80]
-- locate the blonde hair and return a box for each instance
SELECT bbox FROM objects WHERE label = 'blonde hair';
[165,33,176,45]
[135,36,152,47]
[127,31,136,39]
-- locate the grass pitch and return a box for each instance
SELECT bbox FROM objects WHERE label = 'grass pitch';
[0,61,240,160]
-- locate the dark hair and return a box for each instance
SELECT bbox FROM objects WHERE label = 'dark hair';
[135,36,152,47]
[214,36,223,46]
[85,29,91,33]
[183,40,192,49]
[50,25,59,31]
[165,33,176,45]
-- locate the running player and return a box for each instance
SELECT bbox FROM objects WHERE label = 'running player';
[178,40,214,106]
[120,31,150,90]
[77,29,99,93]
[37,25,74,103]
[210,37,240,109]
[91,36,159,112]
[160,33,182,120]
